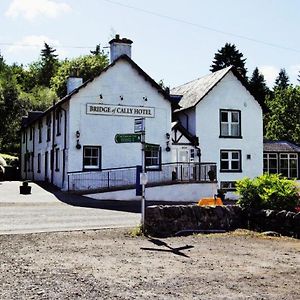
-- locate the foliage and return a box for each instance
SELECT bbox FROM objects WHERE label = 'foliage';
[0,153,18,166]
[274,68,290,90]
[265,86,300,144]
[210,43,247,78]
[248,67,270,113]
[51,54,109,98]
[130,224,143,237]
[236,173,299,212]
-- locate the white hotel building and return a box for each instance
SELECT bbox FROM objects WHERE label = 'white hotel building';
[21,35,264,198]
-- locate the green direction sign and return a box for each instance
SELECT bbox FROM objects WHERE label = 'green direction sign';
[115,133,141,143]
[144,143,159,151]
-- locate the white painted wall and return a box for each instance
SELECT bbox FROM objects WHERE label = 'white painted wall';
[68,59,173,173]
[85,182,218,202]
[177,71,263,185]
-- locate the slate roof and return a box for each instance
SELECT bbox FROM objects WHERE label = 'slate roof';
[171,66,258,112]
[263,140,300,153]
[171,66,232,111]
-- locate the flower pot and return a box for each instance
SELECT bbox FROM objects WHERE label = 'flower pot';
[19,185,31,194]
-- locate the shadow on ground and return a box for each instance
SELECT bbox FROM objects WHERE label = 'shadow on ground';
[36,182,141,213]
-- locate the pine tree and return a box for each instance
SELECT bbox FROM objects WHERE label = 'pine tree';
[39,43,59,87]
[248,67,270,113]
[210,43,247,78]
[90,44,103,56]
[274,68,290,90]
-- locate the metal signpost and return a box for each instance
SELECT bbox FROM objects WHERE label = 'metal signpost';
[134,118,147,231]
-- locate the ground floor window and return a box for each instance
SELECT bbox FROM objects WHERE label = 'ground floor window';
[263,153,278,174]
[83,146,101,170]
[145,144,161,170]
[279,153,298,178]
[55,148,60,172]
[220,150,241,172]
[37,153,41,173]
[220,181,236,191]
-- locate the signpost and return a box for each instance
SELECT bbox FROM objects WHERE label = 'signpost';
[115,118,147,232]
[114,133,141,143]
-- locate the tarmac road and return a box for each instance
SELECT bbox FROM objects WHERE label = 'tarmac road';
[0,181,140,234]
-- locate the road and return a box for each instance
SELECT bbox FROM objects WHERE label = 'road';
[0,181,140,234]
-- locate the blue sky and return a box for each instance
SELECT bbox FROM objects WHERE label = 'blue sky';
[0,0,299,88]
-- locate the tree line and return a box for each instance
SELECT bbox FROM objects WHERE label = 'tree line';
[0,42,299,155]
[0,43,109,154]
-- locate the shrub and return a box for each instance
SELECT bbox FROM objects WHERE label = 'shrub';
[236,173,299,212]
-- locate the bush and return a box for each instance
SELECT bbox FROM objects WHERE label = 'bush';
[236,173,299,212]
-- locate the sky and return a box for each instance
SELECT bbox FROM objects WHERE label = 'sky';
[0,0,299,88]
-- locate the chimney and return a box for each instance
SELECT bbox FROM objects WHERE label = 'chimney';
[67,77,83,94]
[109,34,133,63]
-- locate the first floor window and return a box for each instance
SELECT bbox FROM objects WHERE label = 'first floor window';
[83,146,101,170]
[263,153,278,174]
[145,145,161,170]
[279,153,298,178]
[220,150,241,172]
[220,110,241,137]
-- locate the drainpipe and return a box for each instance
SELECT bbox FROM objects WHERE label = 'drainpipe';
[32,126,35,181]
[60,107,67,188]
[51,107,56,184]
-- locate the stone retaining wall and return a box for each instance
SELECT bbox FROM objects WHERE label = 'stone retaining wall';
[145,205,243,237]
[145,205,300,238]
[245,209,300,238]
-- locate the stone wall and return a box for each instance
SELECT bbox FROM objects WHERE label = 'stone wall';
[144,205,243,237]
[145,205,300,238]
[245,209,300,239]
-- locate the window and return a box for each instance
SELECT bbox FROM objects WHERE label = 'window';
[279,153,298,178]
[46,116,51,142]
[56,110,62,136]
[145,144,161,170]
[83,146,101,170]
[38,121,42,143]
[220,150,241,172]
[263,153,278,174]
[55,148,60,172]
[37,153,41,173]
[220,110,241,138]
[22,131,26,143]
[220,181,236,191]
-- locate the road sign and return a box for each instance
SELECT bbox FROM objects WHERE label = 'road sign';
[114,133,141,143]
[144,143,159,151]
[134,118,145,133]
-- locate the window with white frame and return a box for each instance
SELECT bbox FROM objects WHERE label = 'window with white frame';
[145,145,161,170]
[38,120,42,143]
[220,181,236,191]
[220,150,241,172]
[263,153,278,174]
[56,110,62,136]
[46,116,51,142]
[220,110,241,137]
[279,153,298,178]
[83,146,101,170]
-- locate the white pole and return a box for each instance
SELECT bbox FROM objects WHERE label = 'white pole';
[141,118,146,231]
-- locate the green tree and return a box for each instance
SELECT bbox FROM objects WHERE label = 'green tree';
[248,67,270,113]
[210,43,247,78]
[265,86,300,144]
[51,54,109,98]
[39,43,59,87]
[274,68,290,90]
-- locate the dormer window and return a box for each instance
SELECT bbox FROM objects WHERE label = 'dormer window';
[220,110,241,138]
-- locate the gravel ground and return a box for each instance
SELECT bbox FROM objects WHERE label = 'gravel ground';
[0,228,299,300]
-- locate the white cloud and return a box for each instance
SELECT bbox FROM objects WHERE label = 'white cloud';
[5,0,71,21]
[259,65,279,87]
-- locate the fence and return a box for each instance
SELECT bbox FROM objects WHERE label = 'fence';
[67,162,217,192]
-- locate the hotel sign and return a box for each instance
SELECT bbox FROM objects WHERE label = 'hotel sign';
[87,104,155,118]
